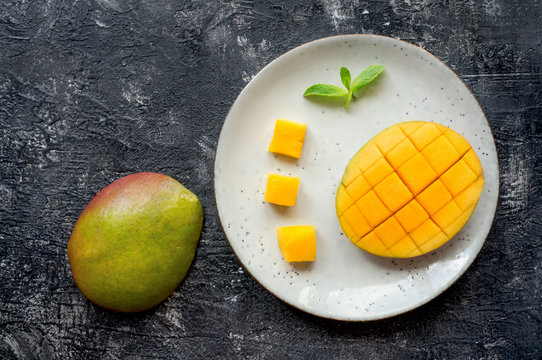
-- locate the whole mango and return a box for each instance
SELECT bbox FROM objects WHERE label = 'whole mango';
[68,172,203,312]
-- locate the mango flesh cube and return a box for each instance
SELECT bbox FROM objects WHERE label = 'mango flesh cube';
[345,173,371,200]
[342,205,372,239]
[373,172,413,212]
[397,153,438,195]
[340,218,358,243]
[399,122,423,135]
[394,200,429,233]
[355,190,392,227]
[419,231,450,253]
[356,232,392,257]
[386,138,419,168]
[355,143,382,171]
[410,219,442,245]
[264,174,300,206]
[443,205,476,238]
[364,158,394,187]
[336,121,484,258]
[462,148,483,175]
[342,165,362,186]
[389,235,420,258]
[432,200,463,229]
[374,125,406,153]
[277,225,316,262]
[335,184,354,216]
[421,135,461,175]
[455,177,484,211]
[416,179,452,215]
[409,122,443,150]
[268,119,307,159]
[443,128,470,154]
[440,159,478,195]
[373,217,407,248]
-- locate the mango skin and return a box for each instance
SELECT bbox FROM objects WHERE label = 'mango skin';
[67,172,203,312]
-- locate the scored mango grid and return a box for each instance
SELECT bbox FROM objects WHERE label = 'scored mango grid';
[340,123,460,218]
[345,174,480,257]
[342,154,480,254]
[339,124,480,254]
[341,137,474,234]
[341,174,476,256]
[359,197,467,257]
[341,122,473,191]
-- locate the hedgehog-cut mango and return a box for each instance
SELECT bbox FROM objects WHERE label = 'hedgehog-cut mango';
[336,121,484,258]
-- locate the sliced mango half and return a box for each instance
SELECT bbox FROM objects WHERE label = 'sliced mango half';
[336,121,484,258]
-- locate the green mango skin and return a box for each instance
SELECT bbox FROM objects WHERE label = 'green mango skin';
[68,172,203,312]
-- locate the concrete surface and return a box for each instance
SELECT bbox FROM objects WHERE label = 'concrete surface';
[0,1,540,359]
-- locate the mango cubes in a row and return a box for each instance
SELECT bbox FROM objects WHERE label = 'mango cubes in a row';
[265,119,315,263]
[265,119,306,206]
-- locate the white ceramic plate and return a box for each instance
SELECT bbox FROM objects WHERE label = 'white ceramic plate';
[214,35,498,321]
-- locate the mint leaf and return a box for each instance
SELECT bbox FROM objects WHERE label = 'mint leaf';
[303,65,384,109]
[303,84,348,98]
[340,67,351,90]
[351,65,385,94]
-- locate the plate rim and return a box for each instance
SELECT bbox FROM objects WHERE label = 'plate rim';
[213,34,500,321]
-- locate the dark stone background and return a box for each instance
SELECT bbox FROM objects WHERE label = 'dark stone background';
[1,0,540,359]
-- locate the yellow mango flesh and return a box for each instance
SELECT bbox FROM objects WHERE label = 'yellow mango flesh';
[265,174,300,206]
[336,121,484,258]
[277,225,316,262]
[268,119,307,159]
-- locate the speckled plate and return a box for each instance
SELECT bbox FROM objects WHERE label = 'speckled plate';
[214,35,498,321]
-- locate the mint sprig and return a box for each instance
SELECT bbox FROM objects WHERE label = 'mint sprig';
[303,65,385,109]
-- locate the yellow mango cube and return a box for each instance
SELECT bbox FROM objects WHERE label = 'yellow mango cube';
[277,225,316,262]
[416,179,452,215]
[397,153,438,195]
[373,173,413,212]
[336,121,484,258]
[356,231,392,257]
[364,158,394,186]
[409,122,443,150]
[389,235,420,258]
[386,138,419,168]
[264,174,300,206]
[373,217,407,248]
[394,200,429,233]
[421,135,461,175]
[345,172,371,200]
[355,190,392,227]
[355,143,382,171]
[268,119,307,159]
[342,205,371,238]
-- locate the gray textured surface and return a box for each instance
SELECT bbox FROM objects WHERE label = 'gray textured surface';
[0,0,541,359]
